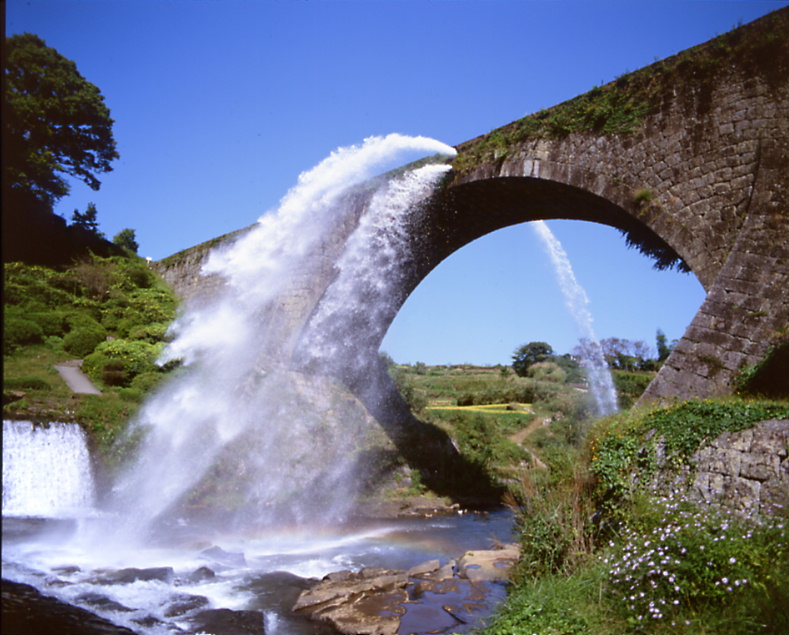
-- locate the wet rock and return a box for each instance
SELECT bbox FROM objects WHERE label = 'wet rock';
[163,592,210,617]
[293,550,519,635]
[99,567,175,585]
[294,568,409,635]
[189,608,266,635]
[407,559,440,577]
[2,579,139,635]
[457,544,521,582]
[200,545,247,568]
[131,614,170,630]
[183,566,216,584]
[76,592,135,613]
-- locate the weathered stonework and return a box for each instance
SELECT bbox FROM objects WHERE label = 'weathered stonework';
[651,419,789,515]
[156,10,789,407]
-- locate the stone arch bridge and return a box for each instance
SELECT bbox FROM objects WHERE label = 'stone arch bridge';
[158,9,788,409]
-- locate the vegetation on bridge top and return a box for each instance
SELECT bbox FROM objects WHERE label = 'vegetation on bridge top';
[453,7,789,170]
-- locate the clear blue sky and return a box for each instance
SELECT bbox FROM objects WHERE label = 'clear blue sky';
[8,1,786,365]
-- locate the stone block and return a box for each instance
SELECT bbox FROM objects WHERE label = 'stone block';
[696,447,741,475]
[740,454,780,481]
[710,428,753,452]
[721,476,761,511]
[751,420,789,455]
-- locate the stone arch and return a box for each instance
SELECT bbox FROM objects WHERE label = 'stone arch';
[293,170,703,397]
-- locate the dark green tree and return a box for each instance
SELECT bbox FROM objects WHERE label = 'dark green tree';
[656,329,672,362]
[512,341,553,377]
[71,202,102,235]
[112,228,139,254]
[3,33,119,211]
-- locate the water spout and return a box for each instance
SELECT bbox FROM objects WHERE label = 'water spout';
[532,221,618,416]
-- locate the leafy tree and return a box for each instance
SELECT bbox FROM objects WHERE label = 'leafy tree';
[71,202,102,235]
[512,341,553,377]
[113,228,139,254]
[656,329,672,362]
[3,33,119,211]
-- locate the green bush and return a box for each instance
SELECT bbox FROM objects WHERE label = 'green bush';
[4,317,44,352]
[65,311,103,331]
[601,493,788,628]
[63,325,107,358]
[83,339,163,384]
[131,371,165,392]
[528,361,567,383]
[127,322,170,343]
[27,310,69,336]
[100,359,128,386]
[115,311,148,337]
[4,376,52,391]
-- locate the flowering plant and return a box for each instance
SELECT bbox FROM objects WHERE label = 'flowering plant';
[601,492,787,628]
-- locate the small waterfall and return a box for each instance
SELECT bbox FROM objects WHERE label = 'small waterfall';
[532,221,618,416]
[2,420,96,517]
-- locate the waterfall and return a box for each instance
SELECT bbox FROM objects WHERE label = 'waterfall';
[105,135,457,541]
[2,420,96,517]
[532,221,618,416]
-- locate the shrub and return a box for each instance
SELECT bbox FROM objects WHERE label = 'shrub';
[4,316,44,352]
[601,493,788,628]
[131,371,165,392]
[528,361,567,383]
[118,387,143,402]
[127,322,170,343]
[101,359,128,386]
[63,325,107,358]
[65,311,103,331]
[83,339,162,383]
[4,376,51,391]
[27,310,69,336]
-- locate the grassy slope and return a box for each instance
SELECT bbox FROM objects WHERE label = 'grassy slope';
[3,256,180,476]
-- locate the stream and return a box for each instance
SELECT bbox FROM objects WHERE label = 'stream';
[3,419,515,635]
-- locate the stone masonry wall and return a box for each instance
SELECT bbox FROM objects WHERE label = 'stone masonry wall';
[651,419,789,516]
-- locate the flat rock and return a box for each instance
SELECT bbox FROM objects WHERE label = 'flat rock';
[457,544,521,582]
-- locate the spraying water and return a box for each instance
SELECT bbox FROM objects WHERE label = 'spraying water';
[105,134,457,543]
[2,138,531,635]
[532,221,618,416]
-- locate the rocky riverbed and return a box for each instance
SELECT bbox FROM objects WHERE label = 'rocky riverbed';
[3,502,519,635]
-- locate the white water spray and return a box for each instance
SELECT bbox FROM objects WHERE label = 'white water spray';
[2,421,95,517]
[106,135,457,541]
[299,162,452,370]
[532,221,618,416]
